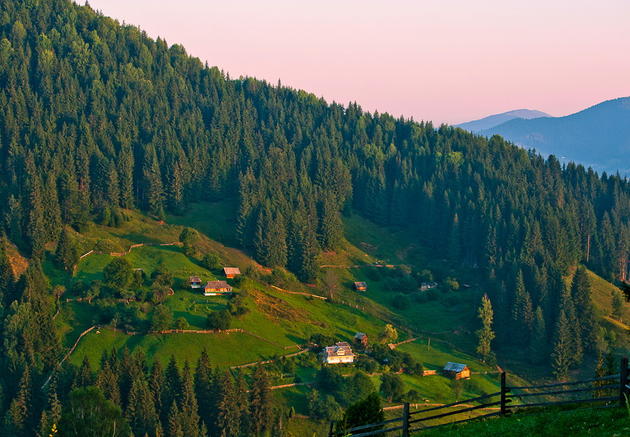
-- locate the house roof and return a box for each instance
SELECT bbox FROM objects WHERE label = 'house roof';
[323,342,354,358]
[354,332,367,339]
[223,267,241,275]
[189,276,201,282]
[204,280,232,289]
[444,362,468,372]
[354,281,367,287]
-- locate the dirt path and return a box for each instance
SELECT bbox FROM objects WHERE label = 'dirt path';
[270,285,327,301]
[388,337,418,349]
[42,325,97,389]
[230,348,309,369]
[269,380,314,390]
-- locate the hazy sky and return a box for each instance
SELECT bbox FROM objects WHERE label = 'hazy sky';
[83,0,630,124]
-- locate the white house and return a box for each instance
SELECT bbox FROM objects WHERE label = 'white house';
[321,341,355,364]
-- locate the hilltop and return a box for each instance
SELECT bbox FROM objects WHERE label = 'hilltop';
[479,97,630,175]
[456,109,549,132]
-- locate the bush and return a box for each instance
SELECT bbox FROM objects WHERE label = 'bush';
[404,389,421,402]
[338,393,384,434]
[307,390,342,422]
[104,258,133,289]
[392,293,410,309]
[316,367,345,393]
[354,355,379,373]
[340,372,375,406]
[174,317,189,330]
[309,333,336,350]
[206,310,231,330]
[227,292,248,316]
[151,305,173,332]
[444,277,460,291]
[380,373,404,402]
[365,268,381,282]
[202,252,221,270]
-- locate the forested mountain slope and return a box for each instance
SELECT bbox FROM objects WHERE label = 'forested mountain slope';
[0,0,628,435]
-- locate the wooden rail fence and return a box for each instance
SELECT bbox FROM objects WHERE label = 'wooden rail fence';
[328,357,629,437]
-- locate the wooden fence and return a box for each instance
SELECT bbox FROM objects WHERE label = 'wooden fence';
[328,357,629,437]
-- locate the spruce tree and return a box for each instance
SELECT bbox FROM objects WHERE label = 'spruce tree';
[195,350,213,434]
[4,366,32,437]
[74,356,94,388]
[126,378,159,437]
[529,306,548,364]
[149,360,165,422]
[551,310,572,380]
[96,361,121,407]
[166,401,183,437]
[56,228,79,272]
[162,356,182,420]
[571,266,596,351]
[216,372,240,437]
[179,362,201,437]
[475,294,495,362]
[511,271,534,345]
[250,365,271,436]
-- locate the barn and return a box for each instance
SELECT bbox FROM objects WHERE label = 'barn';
[443,362,471,380]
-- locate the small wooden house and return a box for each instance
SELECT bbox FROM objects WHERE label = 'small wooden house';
[354,332,368,348]
[189,276,202,289]
[223,267,241,279]
[420,281,438,291]
[321,341,355,364]
[203,281,233,296]
[443,362,470,380]
[354,281,367,292]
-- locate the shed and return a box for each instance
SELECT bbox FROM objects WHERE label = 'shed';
[354,281,367,292]
[189,276,202,289]
[443,362,470,380]
[203,281,233,296]
[354,332,368,348]
[223,267,241,279]
[420,281,438,291]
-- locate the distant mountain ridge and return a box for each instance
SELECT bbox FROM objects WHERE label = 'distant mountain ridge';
[456,109,550,132]
[458,98,630,176]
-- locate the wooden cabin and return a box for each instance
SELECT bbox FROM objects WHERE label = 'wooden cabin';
[203,280,233,296]
[354,281,367,292]
[354,332,368,348]
[420,281,438,291]
[321,341,355,364]
[189,276,202,289]
[223,267,241,279]
[443,362,470,380]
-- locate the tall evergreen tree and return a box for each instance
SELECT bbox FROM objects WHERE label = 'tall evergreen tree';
[529,306,548,364]
[551,310,572,380]
[475,294,495,362]
[250,365,271,436]
[571,266,596,351]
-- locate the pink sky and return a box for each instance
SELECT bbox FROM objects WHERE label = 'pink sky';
[83,0,630,124]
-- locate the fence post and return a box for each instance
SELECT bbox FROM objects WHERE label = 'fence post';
[402,402,410,437]
[620,357,629,407]
[500,372,507,415]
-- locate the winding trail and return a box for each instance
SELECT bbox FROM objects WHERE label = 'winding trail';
[42,325,97,389]
[270,285,327,301]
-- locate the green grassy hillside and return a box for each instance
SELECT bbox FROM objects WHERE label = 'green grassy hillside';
[415,405,630,437]
[43,200,627,432]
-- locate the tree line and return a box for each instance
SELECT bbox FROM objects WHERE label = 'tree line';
[0,0,628,431]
